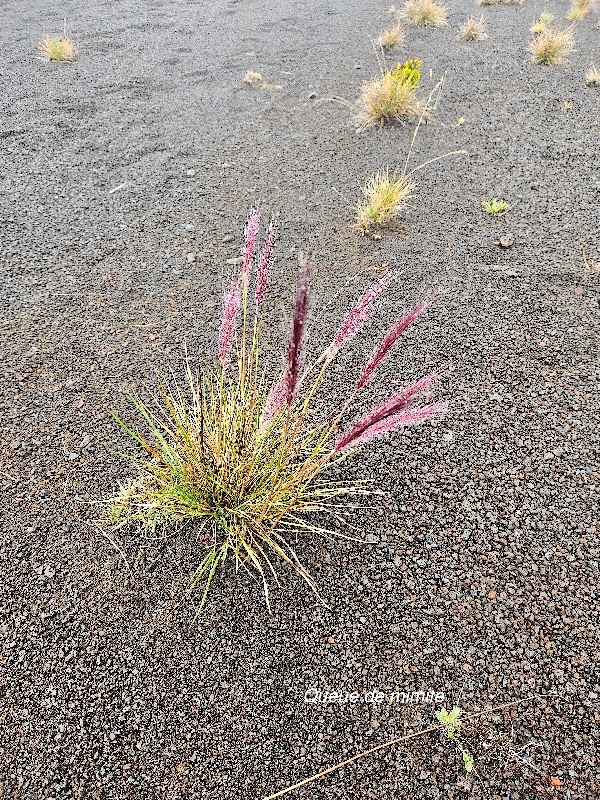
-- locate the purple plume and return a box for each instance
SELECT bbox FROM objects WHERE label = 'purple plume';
[255,214,277,307]
[323,271,396,361]
[259,374,287,430]
[285,252,312,403]
[242,207,261,287]
[218,279,241,366]
[333,370,442,452]
[335,401,449,452]
[356,296,432,390]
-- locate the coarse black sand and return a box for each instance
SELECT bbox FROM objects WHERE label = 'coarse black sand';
[1,0,599,798]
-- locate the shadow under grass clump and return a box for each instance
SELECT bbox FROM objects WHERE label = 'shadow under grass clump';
[107,210,448,614]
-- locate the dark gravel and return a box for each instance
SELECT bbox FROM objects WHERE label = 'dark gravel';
[1,0,599,798]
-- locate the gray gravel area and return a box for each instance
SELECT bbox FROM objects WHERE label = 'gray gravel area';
[1,0,599,798]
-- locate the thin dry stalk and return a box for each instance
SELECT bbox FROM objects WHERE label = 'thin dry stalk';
[263,699,529,800]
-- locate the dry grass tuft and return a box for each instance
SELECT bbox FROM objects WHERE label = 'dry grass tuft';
[529,26,575,65]
[243,71,264,85]
[459,17,488,40]
[41,36,74,61]
[377,23,405,49]
[357,59,424,127]
[404,0,448,27]
[477,0,523,6]
[530,13,554,34]
[568,0,596,20]
[354,169,416,233]
[243,71,282,90]
[585,63,600,86]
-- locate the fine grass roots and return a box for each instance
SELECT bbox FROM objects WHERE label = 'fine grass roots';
[404,0,448,26]
[568,0,596,20]
[482,198,510,214]
[377,23,405,49]
[108,211,447,612]
[530,13,554,34]
[357,58,425,127]
[354,169,416,233]
[41,36,74,61]
[529,26,574,65]
[459,17,488,40]
[585,63,600,86]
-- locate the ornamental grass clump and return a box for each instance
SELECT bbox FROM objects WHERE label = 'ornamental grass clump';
[108,210,447,611]
[358,58,424,127]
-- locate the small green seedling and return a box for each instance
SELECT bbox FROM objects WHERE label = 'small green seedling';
[436,706,462,738]
[436,706,475,774]
[482,198,510,214]
[457,117,465,125]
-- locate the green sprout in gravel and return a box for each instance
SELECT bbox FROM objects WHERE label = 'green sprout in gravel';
[108,209,448,612]
[436,706,475,774]
[482,197,510,215]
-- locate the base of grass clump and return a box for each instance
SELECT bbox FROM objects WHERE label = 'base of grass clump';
[107,210,448,613]
[357,58,425,127]
[41,36,74,61]
[529,26,574,66]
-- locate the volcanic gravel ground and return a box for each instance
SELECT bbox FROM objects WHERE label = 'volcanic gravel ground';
[1,0,599,798]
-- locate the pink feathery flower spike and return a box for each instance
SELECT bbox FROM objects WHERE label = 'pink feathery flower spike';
[259,374,287,430]
[335,401,449,452]
[285,252,312,403]
[323,271,397,361]
[356,295,433,390]
[334,371,441,453]
[255,213,277,307]
[242,207,261,287]
[218,279,241,366]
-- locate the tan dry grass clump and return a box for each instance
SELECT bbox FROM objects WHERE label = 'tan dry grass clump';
[530,13,554,34]
[354,169,416,233]
[377,23,405,49]
[243,71,263,85]
[529,26,575,65]
[459,17,488,40]
[404,0,448,26]
[357,60,424,127]
[585,64,600,86]
[40,36,74,61]
[568,0,596,20]
[477,0,523,6]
